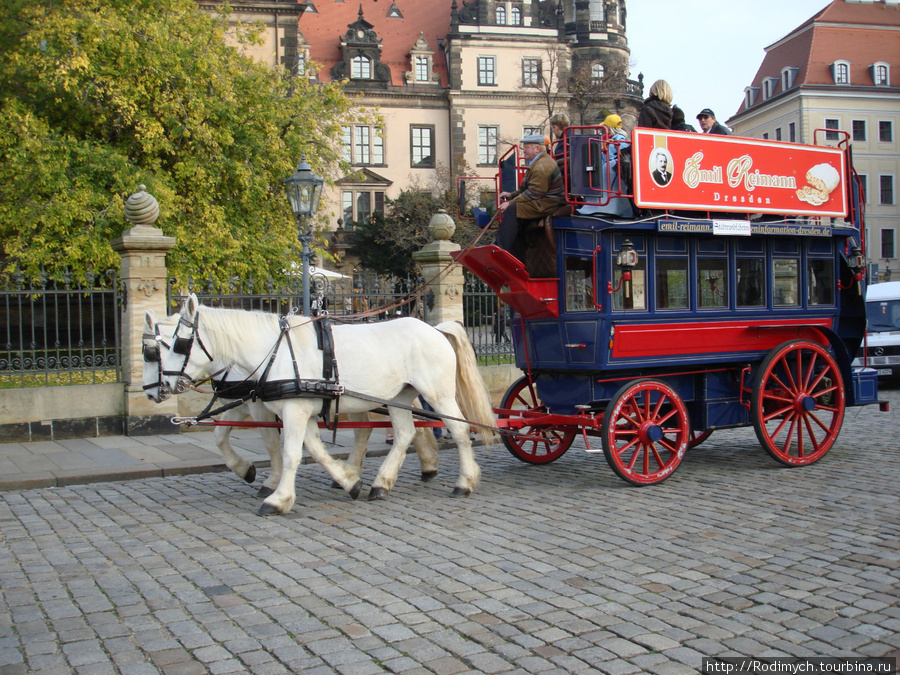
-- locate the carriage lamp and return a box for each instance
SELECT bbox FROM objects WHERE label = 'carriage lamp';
[848,245,865,278]
[284,155,325,316]
[608,239,638,293]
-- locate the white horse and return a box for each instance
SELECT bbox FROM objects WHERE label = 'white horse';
[143,311,441,499]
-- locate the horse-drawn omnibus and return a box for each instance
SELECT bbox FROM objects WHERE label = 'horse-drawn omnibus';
[453,124,887,485]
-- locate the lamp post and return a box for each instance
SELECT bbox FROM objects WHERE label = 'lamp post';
[284,154,325,315]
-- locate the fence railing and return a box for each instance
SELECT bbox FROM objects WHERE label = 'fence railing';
[1,266,513,389]
[0,270,120,388]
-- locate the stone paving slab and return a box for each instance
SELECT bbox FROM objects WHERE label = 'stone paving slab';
[0,388,898,673]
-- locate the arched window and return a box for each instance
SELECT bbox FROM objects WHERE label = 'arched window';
[496,6,506,24]
[833,61,850,85]
[352,55,371,79]
[591,63,605,82]
[510,6,521,25]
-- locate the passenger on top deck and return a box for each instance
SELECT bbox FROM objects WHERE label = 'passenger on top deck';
[575,114,637,219]
[495,133,567,261]
[637,80,673,129]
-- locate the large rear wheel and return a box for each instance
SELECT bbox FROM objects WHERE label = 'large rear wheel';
[601,379,689,485]
[498,376,575,464]
[751,340,845,466]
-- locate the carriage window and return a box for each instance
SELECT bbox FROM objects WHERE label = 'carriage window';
[565,257,594,311]
[656,258,688,309]
[808,259,835,306]
[698,259,728,308]
[612,260,646,310]
[736,259,765,307]
[773,259,800,306]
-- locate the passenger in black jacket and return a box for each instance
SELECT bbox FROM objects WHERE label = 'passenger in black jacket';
[671,105,697,132]
[637,80,673,130]
[696,108,732,135]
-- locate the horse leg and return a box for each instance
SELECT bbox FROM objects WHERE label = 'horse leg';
[341,412,372,485]
[367,408,416,501]
[299,416,363,500]
[248,401,281,498]
[426,395,481,497]
[258,401,317,516]
[411,423,439,481]
[214,406,257,484]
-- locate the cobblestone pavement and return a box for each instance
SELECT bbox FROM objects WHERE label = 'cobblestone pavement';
[1,389,898,674]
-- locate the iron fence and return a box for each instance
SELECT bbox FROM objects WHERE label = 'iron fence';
[0,270,120,388]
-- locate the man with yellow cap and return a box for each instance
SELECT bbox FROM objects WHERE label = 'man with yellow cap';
[496,133,567,261]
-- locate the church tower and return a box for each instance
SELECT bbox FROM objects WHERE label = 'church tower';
[563,0,643,127]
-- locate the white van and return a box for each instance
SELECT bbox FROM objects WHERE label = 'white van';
[853,281,900,377]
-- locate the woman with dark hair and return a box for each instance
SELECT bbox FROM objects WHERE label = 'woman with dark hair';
[637,79,673,130]
[671,105,697,132]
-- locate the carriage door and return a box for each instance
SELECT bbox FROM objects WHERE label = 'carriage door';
[563,255,599,364]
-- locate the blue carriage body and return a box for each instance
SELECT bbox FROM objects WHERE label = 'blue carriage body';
[455,126,882,470]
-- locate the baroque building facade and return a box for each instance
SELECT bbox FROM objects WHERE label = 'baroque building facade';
[727,0,900,282]
[196,0,643,267]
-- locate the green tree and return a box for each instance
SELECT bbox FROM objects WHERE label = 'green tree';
[0,0,364,283]
[348,165,481,278]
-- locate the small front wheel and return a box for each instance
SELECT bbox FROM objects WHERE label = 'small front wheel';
[601,379,689,485]
[751,340,845,466]
[498,376,575,464]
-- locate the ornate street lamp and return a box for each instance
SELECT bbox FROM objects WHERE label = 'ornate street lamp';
[284,154,325,315]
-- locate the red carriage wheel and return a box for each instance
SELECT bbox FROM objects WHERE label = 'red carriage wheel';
[751,340,845,467]
[601,379,690,485]
[689,429,713,448]
[498,376,575,464]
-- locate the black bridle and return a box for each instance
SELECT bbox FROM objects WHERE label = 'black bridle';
[166,312,215,392]
[141,324,169,395]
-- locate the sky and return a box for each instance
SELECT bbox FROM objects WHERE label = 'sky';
[627,0,831,128]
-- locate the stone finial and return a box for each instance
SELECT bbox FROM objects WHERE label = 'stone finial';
[428,209,456,241]
[124,185,160,227]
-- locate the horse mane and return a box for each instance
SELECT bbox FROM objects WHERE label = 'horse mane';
[196,305,315,366]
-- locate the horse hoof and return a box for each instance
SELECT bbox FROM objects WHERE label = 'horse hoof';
[257,486,274,498]
[450,487,472,498]
[421,471,438,482]
[330,480,342,489]
[349,480,362,500]
[244,465,257,484]
[368,487,387,501]
[257,502,281,516]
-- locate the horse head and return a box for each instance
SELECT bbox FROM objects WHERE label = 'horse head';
[142,309,176,402]
[157,293,217,397]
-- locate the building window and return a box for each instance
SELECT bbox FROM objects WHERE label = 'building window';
[880,121,893,143]
[478,125,498,165]
[511,6,522,25]
[342,190,385,224]
[880,175,895,205]
[762,77,777,100]
[352,55,372,79]
[775,127,782,141]
[591,62,605,83]
[496,6,506,24]
[852,120,867,142]
[523,58,542,87]
[523,125,542,138]
[744,87,757,108]
[295,51,307,76]
[833,61,850,85]
[414,56,429,82]
[341,125,384,166]
[762,132,769,140]
[478,56,496,86]
[882,229,895,259]
[858,174,868,204]
[873,63,890,86]
[789,122,796,143]
[410,126,435,167]
[825,118,840,141]
[588,0,605,22]
[781,67,795,91]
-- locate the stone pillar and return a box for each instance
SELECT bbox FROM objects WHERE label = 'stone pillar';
[412,210,464,326]
[110,186,178,434]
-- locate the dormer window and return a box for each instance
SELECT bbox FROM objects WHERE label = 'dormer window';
[832,60,851,85]
[744,86,759,108]
[872,62,890,86]
[406,33,438,85]
[781,66,798,91]
[762,77,778,100]
[352,55,372,79]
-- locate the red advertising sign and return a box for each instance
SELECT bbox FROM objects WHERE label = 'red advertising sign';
[632,130,848,218]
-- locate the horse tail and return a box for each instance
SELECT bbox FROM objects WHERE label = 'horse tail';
[435,321,499,446]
